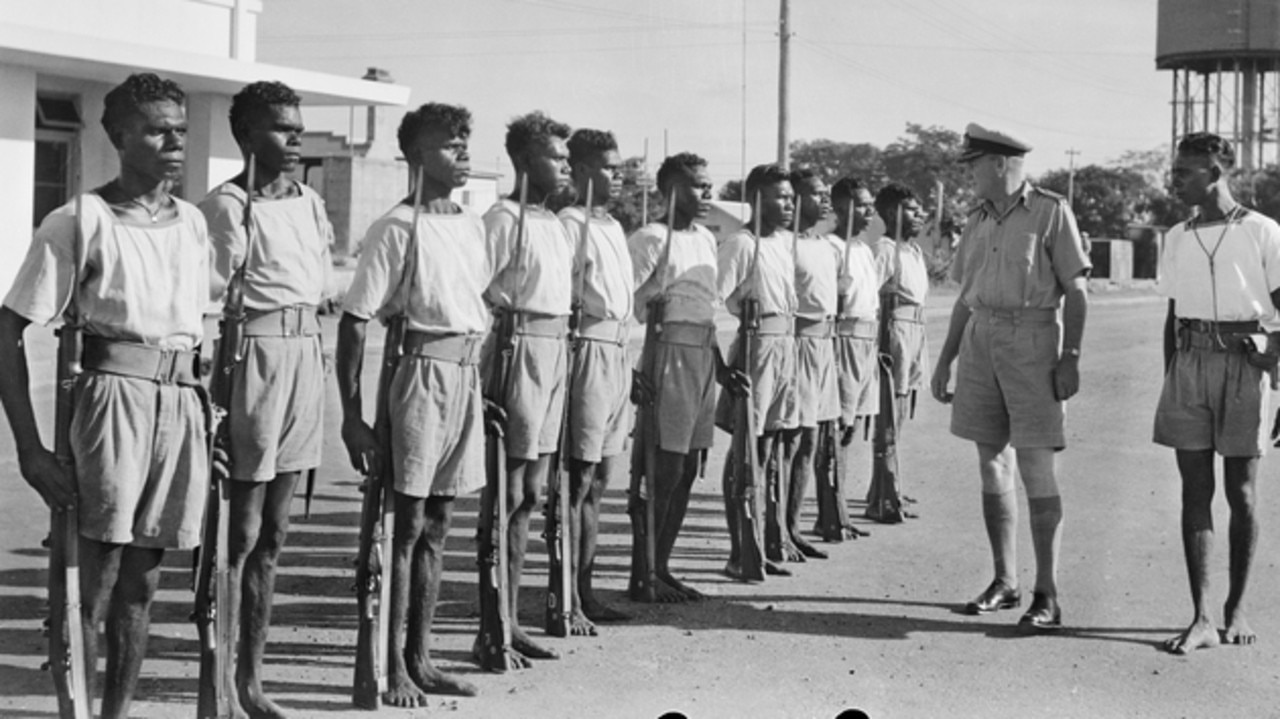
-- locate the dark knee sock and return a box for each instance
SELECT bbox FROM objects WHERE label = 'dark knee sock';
[982,490,1017,585]
[1027,495,1063,596]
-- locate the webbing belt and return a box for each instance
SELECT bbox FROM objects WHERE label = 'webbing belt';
[80,336,201,386]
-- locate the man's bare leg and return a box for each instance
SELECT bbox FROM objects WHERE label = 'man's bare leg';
[1165,449,1220,654]
[506,455,557,661]
[230,471,300,719]
[1222,456,1259,646]
[572,457,628,626]
[765,431,803,563]
[407,496,478,695]
[653,450,705,600]
[80,539,121,703]
[99,544,164,719]
[385,493,430,707]
[787,426,827,559]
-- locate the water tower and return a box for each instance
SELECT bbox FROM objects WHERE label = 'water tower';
[1157,0,1280,169]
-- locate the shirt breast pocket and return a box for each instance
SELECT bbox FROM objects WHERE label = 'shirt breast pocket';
[1002,232,1039,270]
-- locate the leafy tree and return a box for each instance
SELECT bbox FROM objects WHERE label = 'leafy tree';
[719,179,743,202]
[612,155,662,234]
[1037,164,1158,238]
[1233,166,1280,224]
[788,139,883,185]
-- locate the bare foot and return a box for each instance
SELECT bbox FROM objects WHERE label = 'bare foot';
[381,672,428,708]
[471,635,532,672]
[1163,618,1220,654]
[238,681,290,719]
[659,572,706,602]
[582,598,632,622]
[408,661,478,697]
[511,629,559,660]
[654,577,689,603]
[569,608,598,636]
[628,576,657,603]
[722,561,764,583]
[764,561,792,577]
[844,524,871,538]
[1224,604,1257,646]
[793,537,828,560]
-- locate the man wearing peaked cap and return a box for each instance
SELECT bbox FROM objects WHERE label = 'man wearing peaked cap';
[957,123,1032,163]
[931,121,1091,633]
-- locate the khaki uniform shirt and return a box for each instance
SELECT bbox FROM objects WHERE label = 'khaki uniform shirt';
[951,182,1091,310]
[201,181,333,310]
[1158,210,1280,325]
[834,232,880,321]
[718,228,798,319]
[483,199,573,316]
[795,232,841,319]
[344,203,492,334]
[629,222,719,326]
[874,237,929,306]
[558,206,634,321]
[5,194,208,350]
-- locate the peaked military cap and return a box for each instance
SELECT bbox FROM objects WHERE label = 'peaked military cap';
[958,123,1032,162]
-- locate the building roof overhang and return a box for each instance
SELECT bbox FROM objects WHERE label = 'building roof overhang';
[0,22,410,106]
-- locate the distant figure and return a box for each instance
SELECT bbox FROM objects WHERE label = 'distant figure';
[931,123,1090,631]
[1154,131,1279,654]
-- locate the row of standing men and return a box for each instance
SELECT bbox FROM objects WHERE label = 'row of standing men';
[0,71,1095,719]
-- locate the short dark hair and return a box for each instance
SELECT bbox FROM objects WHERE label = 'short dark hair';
[1177,132,1236,170]
[101,73,185,144]
[656,152,706,194]
[505,111,570,163]
[788,165,821,193]
[744,163,790,205]
[229,81,301,143]
[567,128,617,166]
[875,181,918,223]
[397,102,472,158]
[830,176,867,205]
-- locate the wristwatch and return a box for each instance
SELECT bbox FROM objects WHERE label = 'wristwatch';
[1063,347,1081,358]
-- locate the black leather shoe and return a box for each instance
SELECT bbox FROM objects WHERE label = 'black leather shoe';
[1018,592,1062,631]
[964,579,1021,615]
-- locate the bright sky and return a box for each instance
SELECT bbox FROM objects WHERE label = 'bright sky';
[257,0,1168,188]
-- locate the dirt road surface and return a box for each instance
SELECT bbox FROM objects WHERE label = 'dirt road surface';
[2,286,1277,719]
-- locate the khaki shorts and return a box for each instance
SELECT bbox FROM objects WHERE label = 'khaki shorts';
[889,317,928,395]
[795,334,839,427]
[71,374,207,549]
[391,357,485,497]
[640,322,718,454]
[716,333,798,435]
[228,335,325,481]
[1153,346,1270,458]
[836,327,879,424]
[568,338,632,462]
[497,334,567,461]
[950,316,1064,449]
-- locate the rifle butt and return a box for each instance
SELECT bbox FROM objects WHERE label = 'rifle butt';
[351,471,387,709]
[475,435,513,672]
[542,470,570,637]
[47,508,91,719]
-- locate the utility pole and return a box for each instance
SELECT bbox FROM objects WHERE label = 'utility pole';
[1065,148,1082,208]
[777,0,791,169]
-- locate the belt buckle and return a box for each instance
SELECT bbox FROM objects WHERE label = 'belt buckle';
[155,348,179,385]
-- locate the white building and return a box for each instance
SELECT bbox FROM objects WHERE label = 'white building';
[0,0,410,296]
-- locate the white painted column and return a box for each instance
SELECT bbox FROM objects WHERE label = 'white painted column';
[0,65,37,298]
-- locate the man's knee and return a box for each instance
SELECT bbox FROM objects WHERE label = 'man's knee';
[1015,447,1058,499]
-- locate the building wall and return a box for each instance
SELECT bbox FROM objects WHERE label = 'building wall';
[4,0,261,61]
[0,66,37,297]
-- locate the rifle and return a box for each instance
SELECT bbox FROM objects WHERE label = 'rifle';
[351,167,424,708]
[46,191,91,719]
[865,205,904,524]
[196,157,257,719]
[476,175,528,671]
[814,199,855,542]
[544,179,593,636]
[628,191,676,602]
[728,193,766,582]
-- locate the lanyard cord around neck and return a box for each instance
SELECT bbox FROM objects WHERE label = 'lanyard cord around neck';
[1190,204,1242,326]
